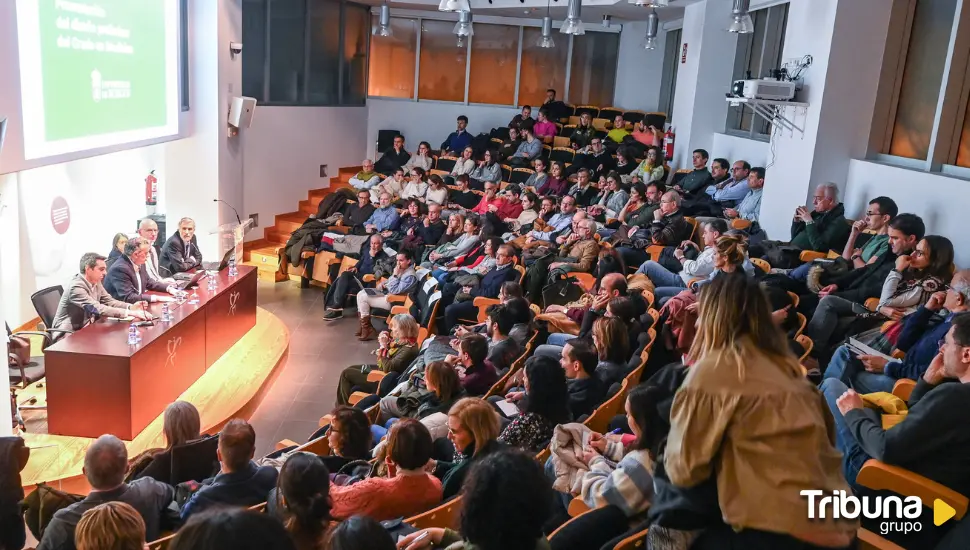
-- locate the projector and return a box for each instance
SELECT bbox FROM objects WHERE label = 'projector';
[731,79,797,101]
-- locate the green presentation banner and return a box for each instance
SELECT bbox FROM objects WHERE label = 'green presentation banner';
[38,0,168,141]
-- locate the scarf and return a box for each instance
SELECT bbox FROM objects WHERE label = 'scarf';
[356,170,377,181]
[378,338,416,360]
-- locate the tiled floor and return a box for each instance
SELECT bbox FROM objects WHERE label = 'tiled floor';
[249,280,380,457]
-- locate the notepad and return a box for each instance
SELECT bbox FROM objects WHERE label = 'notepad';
[846,337,894,362]
[495,399,520,418]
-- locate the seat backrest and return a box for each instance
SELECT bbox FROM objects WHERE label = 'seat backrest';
[170,434,220,485]
[511,168,534,184]
[420,291,443,328]
[585,379,628,434]
[376,129,401,152]
[500,164,513,182]
[599,108,623,121]
[31,286,64,329]
[644,112,667,129]
[436,156,457,172]
[622,110,646,124]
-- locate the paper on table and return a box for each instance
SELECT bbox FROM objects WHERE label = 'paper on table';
[847,337,894,362]
[155,296,177,303]
[495,399,520,417]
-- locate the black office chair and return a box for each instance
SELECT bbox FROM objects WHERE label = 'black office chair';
[7,323,48,431]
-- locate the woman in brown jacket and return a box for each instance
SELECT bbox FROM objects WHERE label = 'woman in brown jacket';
[335,314,421,405]
[665,275,857,549]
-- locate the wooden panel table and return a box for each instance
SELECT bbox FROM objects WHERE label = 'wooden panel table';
[44,266,258,440]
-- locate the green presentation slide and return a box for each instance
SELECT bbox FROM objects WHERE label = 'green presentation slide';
[37,0,168,141]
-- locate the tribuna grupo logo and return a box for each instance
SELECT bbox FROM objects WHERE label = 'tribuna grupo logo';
[802,490,956,535]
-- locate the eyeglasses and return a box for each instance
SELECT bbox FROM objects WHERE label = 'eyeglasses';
[912,249,927,258]
[865,210,881,216]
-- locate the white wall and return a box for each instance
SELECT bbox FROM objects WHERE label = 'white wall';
[846,161,970,268]
[711,132,770,166]
[242,106,368,241]
[613,21,667,112]
[366,99,519,160]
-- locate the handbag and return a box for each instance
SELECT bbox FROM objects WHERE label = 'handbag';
[21,482,84,540]
[541,278,585,308]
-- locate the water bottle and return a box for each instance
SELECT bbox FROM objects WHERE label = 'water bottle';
[161,303,171,322]
[208,275,217,291]
[228,254,238,277]
[127,324,138,345]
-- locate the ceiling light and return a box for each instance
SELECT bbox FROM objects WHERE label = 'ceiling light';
[538,16,555,48]
[374,4,392,37]
[560,0,585,36]
[629,0,668,6]
[602,15,611,27]
[438,0,470,13]
[455,10,473,46]
[727,0,755,33]
[641,8,659,49]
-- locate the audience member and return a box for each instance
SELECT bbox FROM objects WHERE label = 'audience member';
[423,176,449,207]
[374,134,410,174]
[348,159,381,191]
[400,450,551,550]
[542,88,567,121]
[616,190,692,268]
[631,146,664,184]
[559,339,606,420]
[605,115,630,145]
[268,452,334,550]
[337,313,421,404]
[470,182,505,218]
[425,216,481,268]
[613,147,636,178]
[569,113,596,151]
[634,219,728,295]
[106,232,127,269]
[446,175,481,211]
[429,397,504,500]
[607,182,661,240]
[444,334,500,397]
[327,516,396,550]
[126,400,206,485]
[722,166,764,223]
[631,121,661,148]
[568,137,614,180]
[498,355,571,452]
[666,275,856,549]
[441,115,472,155]
[331,419,442,521]
[565,168,599,207]
[533,108,558,143]
[169,508,296,550]
[371,168,406,203]
[399,168,429,202]
[159,217,203,275]
[509,105,533,129]
[591,316,631,388]
[523,158,548,190]
[376,360,466,429]
[588,171,628,221]
[322,406,373,472]
[180,419,277,521]
[323,234,391,320]
[509,121,543,167]
[52,252,150,336]
[104,236,177,304]
[38,435,174,550]
[536,161,569,197]
[527,218,600,301]
[498,126,523,161]
[403,141,434,172]
[753,183,850,263]
[671,149,713,196]
[354,252,418,340]
[74,502,147,550]
[502,191,540,235]
[441,244,519,329]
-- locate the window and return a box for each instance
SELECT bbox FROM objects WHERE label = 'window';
[725,3,789,140]
[657,28,682,119]
[241,0,371,105]
[368,18,418,98]
[518,27,568,108]
[568,32,620,107]
[417,19,468,102]
[366,14,620,107]
[872,0,970,172]
[468,24,519,105]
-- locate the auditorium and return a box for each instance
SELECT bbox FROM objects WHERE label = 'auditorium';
[3,0,970,549]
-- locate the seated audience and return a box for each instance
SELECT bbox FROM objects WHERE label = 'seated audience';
[533,107,558,142]
[354,251,418,340]
[337,313,421,404]
[425,216,481,268]
[399,168,429,202]
[180,419,278,521]
[106,232,127,269]
[402,202,445,253]
[74,502,147,550]
[568,137,614,180]
[606,182,661,239]
[423,175,449,207]
[341,189,376,233]
[542,88,567,121]
[752,183,851,264]
[806,234,954,359]
[38,435,174,550]
[822,314,970,547]
[330,420,442,521]
[318,406,373,472]
[512,194,575,249]
[127,400,207,484]
[429,397,504,499]
[482,184,524,233]
[526,218,600,301]
[445,175,481,211]
[449,146,476,185]
[267,452,335,550]
[613,147,637,178]
[441,244,519,329]
[564,168,599,207]
[159,217,203,275]
[440,115,472,156]
[169,508,296,550]
[634,219,728,296]
[400,450,551,550]
[537,161,569,197]
[522,157,548,190]
[403,141,434,173]
[53,253,151,336]
[370,168,406,203]
[592,316,631,388]
[323,234,391,320]
[498,126,523,161]
[588,171,629,221]
[631,121,661,148]
[569,113,596,151]
[387,200,425,245]
[717,166,764,224]
[683,159,749,216]
[502,191,540,236]
[509,121,543,168]
[374,134,410,174]
[605,115,630,145]
[536,273,637,357]
[470,182,505,217]
[469,149,501,188]
[104,236,177,304]
[327,516,396,550]
[498,355,571,452]
[824,269,970,393]
[444,334,501,397]
[509,105,533,129]
[348,159,381,191]
[376,360,466,430]
[616,190,693,268]
[631,146,664,184]
[559,339,606,420]
[665,275,856,549]
[671,149,713,196]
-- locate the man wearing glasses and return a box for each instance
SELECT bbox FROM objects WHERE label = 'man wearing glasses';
[748,182,851,266]
[567,137,614,180]
[683,158,751,216]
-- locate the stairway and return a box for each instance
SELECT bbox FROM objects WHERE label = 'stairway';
[242,165,360,283]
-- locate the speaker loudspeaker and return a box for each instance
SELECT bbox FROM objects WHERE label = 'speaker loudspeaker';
[228,97,257,128]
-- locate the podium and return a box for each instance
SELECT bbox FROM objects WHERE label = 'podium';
[210,218,255,269]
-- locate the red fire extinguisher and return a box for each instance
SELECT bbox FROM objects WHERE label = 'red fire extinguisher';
[145,170,158,205]
[663,127,675,162]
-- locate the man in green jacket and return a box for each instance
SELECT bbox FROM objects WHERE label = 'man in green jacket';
[789,182,851,252]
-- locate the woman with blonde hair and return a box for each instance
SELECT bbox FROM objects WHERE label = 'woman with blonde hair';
[127,400,206,483]
[336,314,421,405]
[665,275,856,549]
[75,501,147,550]
[430,397,504,499]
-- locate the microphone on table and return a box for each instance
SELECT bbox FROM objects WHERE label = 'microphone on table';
[213,199,243,225]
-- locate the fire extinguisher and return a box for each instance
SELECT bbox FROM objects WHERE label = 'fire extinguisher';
[663,127,675,162]
[145,170,158,206]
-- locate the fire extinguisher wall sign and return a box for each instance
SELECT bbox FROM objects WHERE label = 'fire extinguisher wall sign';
[145,170,158,206]
[664,127,675,162]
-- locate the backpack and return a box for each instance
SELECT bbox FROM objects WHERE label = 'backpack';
[21,482,84,540]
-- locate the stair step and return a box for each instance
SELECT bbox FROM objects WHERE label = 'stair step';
[248,247,281,270]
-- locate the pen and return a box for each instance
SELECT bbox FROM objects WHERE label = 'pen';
[410,531,430,546]
[609,428,623,435]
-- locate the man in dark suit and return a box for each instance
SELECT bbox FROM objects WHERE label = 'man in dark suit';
[441,244,520,331]
[160,217,204,276]
[105,237,176,304]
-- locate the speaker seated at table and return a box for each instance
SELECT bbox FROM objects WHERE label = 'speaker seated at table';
[160,217,204,276]
[104,236,177,304]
